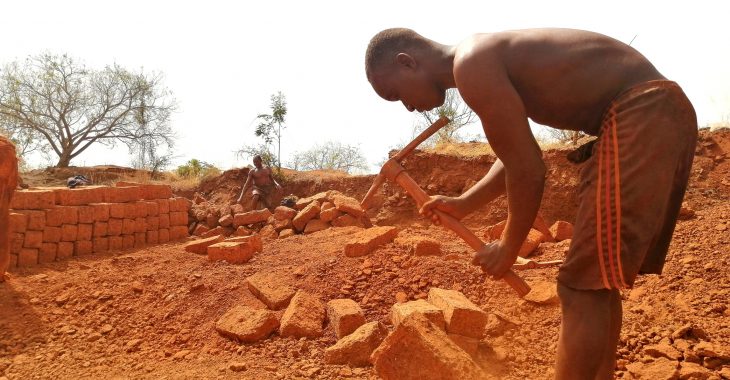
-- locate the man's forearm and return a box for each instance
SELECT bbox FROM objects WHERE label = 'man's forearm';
[459,159,507,208]
[500,168,545,255]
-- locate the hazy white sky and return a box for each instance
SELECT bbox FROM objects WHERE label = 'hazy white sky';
[2,0,729,172]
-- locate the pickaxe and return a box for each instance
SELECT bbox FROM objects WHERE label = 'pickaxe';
[362,116,540,297]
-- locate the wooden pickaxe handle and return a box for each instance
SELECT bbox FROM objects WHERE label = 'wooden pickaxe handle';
[361,116,450,209]
[381,160,531,297]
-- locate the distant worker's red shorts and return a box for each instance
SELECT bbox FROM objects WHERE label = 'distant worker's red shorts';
[558,80,698,290]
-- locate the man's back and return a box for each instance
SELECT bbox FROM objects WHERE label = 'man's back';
[455,28,665,134]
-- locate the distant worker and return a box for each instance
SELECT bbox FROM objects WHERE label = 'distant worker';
[0,136,19,281]
[236,155,282,210]
[365,28,697,379]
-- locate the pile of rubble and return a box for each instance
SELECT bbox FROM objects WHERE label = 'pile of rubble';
[216,284,495,380]
[188,190,372,240]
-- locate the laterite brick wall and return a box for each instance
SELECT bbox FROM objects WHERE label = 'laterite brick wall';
[7,183,190,270]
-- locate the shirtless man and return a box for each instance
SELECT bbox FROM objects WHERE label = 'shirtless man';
[236,155,282,210]
[0,136,19,281]
[365,28,697,379]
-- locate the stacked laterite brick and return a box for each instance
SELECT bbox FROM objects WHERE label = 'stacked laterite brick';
[7,183,190,270]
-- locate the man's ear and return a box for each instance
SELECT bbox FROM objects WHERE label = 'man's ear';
[395,53,417,69]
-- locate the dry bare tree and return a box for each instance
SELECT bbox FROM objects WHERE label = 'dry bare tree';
[0,53,176,167]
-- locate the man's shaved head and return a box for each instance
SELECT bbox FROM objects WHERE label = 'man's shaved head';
[365,28,431,75]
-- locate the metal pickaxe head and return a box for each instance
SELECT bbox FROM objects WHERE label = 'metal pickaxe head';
[360,116,450,209]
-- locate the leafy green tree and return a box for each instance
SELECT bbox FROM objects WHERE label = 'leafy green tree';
[0,53,175,167]
[175,159,219,178]
[254,91,287,171]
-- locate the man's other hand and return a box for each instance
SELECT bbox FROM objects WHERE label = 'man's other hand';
[419,195,470,225]
[471,241,518,279]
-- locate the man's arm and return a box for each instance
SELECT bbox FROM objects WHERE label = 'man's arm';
[268,168,282,189]
[459,158,506,207]
[455,44,546,278]
[420,158,505,223]
[237,171,254,203]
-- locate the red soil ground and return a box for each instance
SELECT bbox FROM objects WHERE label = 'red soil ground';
[1,129,728,379]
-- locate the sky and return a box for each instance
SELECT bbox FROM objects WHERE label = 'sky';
[2,0,729,173]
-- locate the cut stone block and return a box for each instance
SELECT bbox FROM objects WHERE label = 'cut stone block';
[54,187,106,206]
[333,195,364,217]
[57,242,74,259]
[169,211,188,226]
[77,206,95,223]
[294,191,331,210]
[233,209,272,227]
[9,212,28,233]
[18,210,45,230]
[122,234,135,250]
[134,232,146,248]
[39,243,57,263]
[44,208,64,227]
[371,313,486,380]
[332,214,362,228]
[247,272,296,310]
[218,214,233,227]
[156,198,170,214]
[215,306,279,343]
[77,224,93,241]
[89,203,111,222]
[272,217,293,232]
[74,240,93,255]
[319,207,342,222]
[223,234,263,252]
[104,186,142,203]
[158,213,170,229]
[292,201,320,232]
[279,291,325,338]
[344,226,399,257]
[93,222,108,237]
[24,230,43,249]
[395,236,442,256]
[391,299,445,331]
[122,219,135,235]
[107,218,122,236]
[93,237,109,253]
[517,229,544,258]
[168,197,191,212]
[273,206,297,221]
[207,241,255,264]
[61,224,77,242]
[427,288,487,339]
[184,235,224,255]
[10,189,55,209]
[18,248,39,267]
[549,221,574,242]
[304,219,330,234]
[448,334,479,358]
[146,230,159,245]
[324,321,389,367]
[523,280,559,305]
[158,229,170,243]
[326,299,366,339]
[168,225,187,240]
[42,226,61,243]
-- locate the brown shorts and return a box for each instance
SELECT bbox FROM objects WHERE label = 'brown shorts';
[558,80,698,290]
[252,184,274,197]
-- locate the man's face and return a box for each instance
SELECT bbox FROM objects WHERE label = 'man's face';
[253,157,263,169]
[367,64,445,113]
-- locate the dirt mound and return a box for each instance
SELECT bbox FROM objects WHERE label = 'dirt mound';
[21,166,153,188]
[1,128,729,379]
